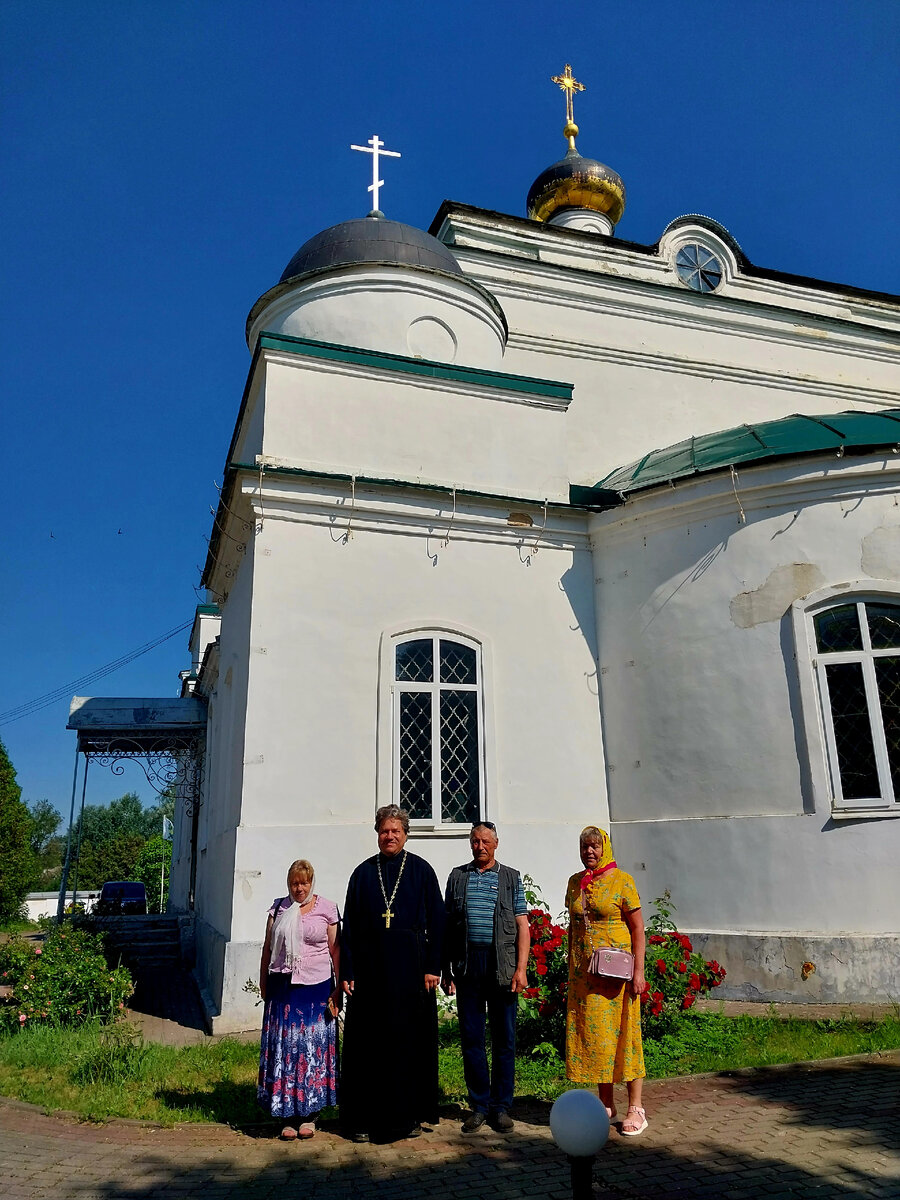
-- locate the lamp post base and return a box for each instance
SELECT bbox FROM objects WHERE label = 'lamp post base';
[569,1154,594,1199]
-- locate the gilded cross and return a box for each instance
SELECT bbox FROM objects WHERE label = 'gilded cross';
[350,134,401,214]
[383,909,393,928]
[550,63,585,125]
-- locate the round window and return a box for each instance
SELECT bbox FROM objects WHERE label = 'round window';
[675,244,723,293]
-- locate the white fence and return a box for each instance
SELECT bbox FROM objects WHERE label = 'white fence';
[24,891,99,920]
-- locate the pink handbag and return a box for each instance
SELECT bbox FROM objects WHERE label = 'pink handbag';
[582,888,635,981]
[587,946,635,980]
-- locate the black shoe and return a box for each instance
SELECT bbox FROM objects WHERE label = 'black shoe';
[349,1130,369,1143]
[490,1110,514,1133]
[406,1124,423,1138]
[461,1111,487,1134]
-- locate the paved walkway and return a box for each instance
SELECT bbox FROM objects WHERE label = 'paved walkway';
[2,1050,899,1199]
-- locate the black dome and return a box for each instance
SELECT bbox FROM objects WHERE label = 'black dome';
[280,216,462,283]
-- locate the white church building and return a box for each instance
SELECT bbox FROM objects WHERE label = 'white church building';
[72,80,900,1031]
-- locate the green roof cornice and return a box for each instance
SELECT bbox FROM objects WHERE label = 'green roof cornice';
[256,331,573,402]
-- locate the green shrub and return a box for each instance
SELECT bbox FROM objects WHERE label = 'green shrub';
[518,875,569,1056]
[642,891,726,1035]
[0,925,133,1031]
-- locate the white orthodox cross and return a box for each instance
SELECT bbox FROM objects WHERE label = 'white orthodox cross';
[350,134,401,214]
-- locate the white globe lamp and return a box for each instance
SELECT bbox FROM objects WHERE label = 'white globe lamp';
[550,1089,610,1198]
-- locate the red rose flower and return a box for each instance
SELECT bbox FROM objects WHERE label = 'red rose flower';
[536,964,548,976]
[681,993,695,1009]
[655,959,666,972]
[677,961,687,973]
[648,935,664,945]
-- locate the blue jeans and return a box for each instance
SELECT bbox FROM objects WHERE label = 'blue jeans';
[456,946,517,1115]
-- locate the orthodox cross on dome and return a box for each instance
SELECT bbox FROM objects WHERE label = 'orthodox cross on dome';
[350,134,401,217]
[550,63,585,149]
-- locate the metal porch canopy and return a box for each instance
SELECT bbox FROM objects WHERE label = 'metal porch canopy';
[64,696,208,916]
[67,696,207,752]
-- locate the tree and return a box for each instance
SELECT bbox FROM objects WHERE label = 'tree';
[0,739,37,923]
[72,789,175,850]
[76,832,146,890]
[66,788,178,892]
[27,799,64,888]
[28,799,62,857]
[134,835,171,912]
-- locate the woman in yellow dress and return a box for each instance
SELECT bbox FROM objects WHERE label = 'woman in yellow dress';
[565,826,648,1136]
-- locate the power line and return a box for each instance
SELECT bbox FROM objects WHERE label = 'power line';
[0,620,193,727]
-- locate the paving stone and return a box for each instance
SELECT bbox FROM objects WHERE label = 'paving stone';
[3,1051,900,1199]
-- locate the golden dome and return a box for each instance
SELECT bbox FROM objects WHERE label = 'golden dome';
[527,145,626,226]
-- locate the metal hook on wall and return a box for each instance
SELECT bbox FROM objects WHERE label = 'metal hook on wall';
[730,465,746,524]
[531,499,549,554]
[442,488,457,547]
[344,475,357,542]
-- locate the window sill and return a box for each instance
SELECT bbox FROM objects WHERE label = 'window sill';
[830,807,900,820]
[409,825,474,838]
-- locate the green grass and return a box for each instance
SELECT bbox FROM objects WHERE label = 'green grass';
[0,918,40,935]
[0,1020,262,1124]
[0,1012,898,1125]
[643,1011,900,1078]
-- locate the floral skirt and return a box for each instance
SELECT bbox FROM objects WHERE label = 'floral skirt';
[257,974,338,1119]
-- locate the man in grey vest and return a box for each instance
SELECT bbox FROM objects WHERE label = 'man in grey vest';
[442,821,530,1133]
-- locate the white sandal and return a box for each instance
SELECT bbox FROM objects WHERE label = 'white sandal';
[620,1105,648,1136]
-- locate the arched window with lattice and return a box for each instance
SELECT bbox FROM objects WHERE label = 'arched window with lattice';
[810,598,900,813]
[391,633,484,826]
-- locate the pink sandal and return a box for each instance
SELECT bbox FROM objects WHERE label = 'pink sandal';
[298,1122,316,1139]
[280,1124,298,1140]
[620,1105,648,1136]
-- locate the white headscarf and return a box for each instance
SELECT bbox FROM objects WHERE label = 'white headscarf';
[270,898,306,984]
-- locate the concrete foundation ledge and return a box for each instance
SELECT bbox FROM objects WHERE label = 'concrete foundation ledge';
[687,931,900,1005]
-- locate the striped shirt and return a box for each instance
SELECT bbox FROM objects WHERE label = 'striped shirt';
[465,863,527,945]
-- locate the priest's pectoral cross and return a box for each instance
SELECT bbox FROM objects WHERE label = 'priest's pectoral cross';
[383,909,394,928]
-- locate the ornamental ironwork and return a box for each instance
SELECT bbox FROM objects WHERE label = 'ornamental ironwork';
[80,733,205,816]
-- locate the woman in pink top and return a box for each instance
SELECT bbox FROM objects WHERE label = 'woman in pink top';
[257,858,341,1139]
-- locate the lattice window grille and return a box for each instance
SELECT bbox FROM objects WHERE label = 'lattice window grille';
[813,600,900,811]
[392,635,483,825]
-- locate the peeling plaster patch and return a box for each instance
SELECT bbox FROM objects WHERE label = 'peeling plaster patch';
[730,563,826,628]
[861,526,900,579]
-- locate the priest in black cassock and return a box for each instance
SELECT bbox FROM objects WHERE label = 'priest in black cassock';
[340,805,445,1142]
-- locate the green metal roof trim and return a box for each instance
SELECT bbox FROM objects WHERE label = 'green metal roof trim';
[573,409,900,507]
[257,332,573,401]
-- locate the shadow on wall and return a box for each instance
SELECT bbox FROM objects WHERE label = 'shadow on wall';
[41,1058,900,1200]
[559,552,600,690]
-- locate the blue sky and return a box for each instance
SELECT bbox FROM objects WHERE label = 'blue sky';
[2,0,898,817]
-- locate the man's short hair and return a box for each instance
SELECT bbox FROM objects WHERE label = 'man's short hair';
[470,820,498,839]
[375,804,410,833]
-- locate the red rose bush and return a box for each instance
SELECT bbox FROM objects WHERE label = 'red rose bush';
[519,880,726,1053]
[518,875,569,1055]
[641,890,726,1035]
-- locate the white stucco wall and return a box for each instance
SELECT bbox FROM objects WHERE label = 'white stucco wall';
[591,454,900,938]
[440,209,900,485]
[202,479,605,1028]
[252,352,571,504]
[247,266,506,370]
